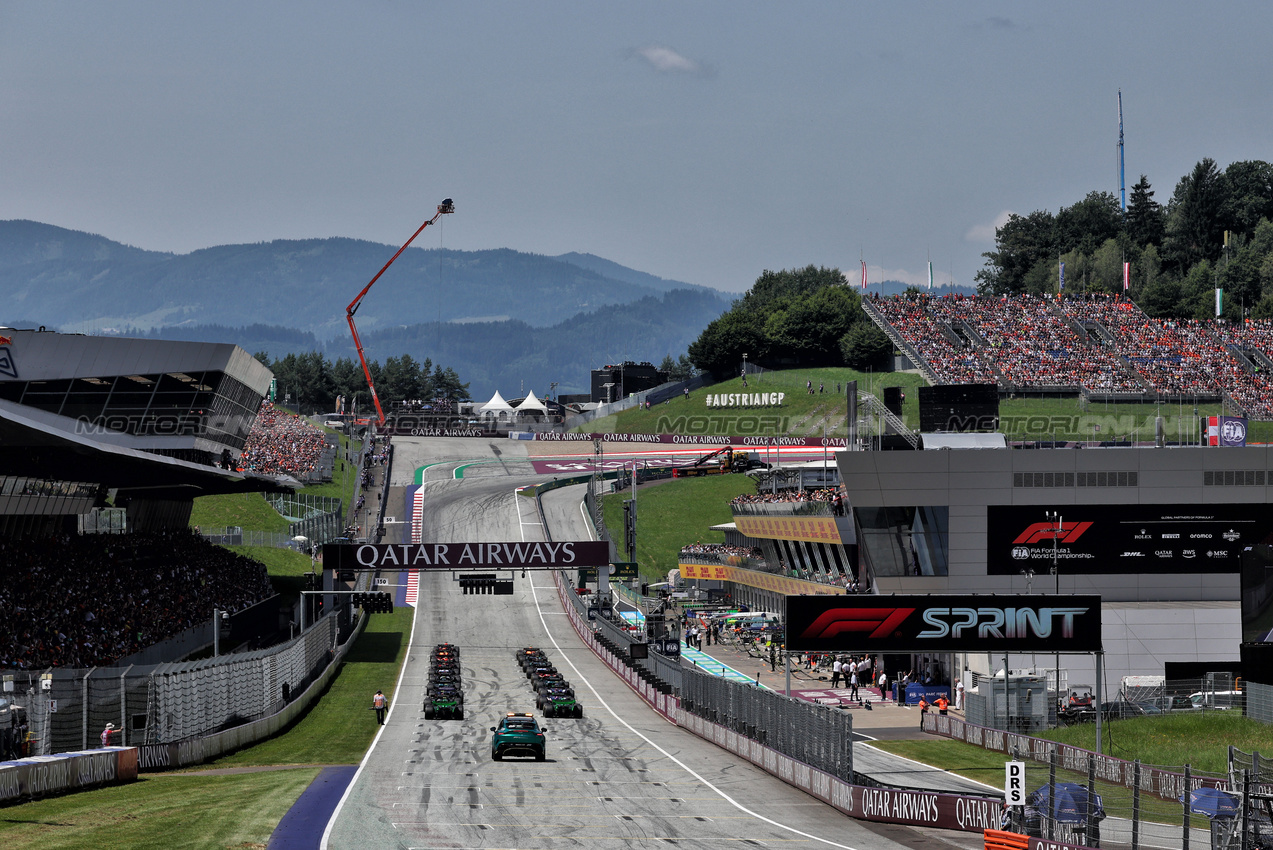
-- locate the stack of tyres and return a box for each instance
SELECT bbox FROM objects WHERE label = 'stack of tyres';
[426,643,464,720]
[515,647,583,719]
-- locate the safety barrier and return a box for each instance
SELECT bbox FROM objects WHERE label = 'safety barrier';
[0,747,138,803]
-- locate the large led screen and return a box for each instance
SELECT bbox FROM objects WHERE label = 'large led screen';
[985,504,1273,575]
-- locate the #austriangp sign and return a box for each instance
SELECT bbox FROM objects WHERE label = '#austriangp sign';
[323,541,611,571]
[987,504,1264,575]
[786,595,1101,653]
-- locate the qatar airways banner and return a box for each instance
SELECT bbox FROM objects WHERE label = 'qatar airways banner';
[786,594,1102,653]
[527,432,848,448]
[323,541,611,571]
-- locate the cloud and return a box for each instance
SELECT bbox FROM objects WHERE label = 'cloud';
[632,46,711,76]
[965,210,1015,243]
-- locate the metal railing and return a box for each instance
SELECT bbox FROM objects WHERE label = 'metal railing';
[680,662,853,781]
[10,613,340,757]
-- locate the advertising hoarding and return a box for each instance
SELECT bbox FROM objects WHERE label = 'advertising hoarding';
[786,594,1102,653]
[323,541,611,571]
[986,504,1268,575]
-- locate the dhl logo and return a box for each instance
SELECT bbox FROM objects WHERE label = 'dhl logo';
[1012,521,1092,545]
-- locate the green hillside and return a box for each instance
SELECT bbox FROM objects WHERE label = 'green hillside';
[584,366,1273,442]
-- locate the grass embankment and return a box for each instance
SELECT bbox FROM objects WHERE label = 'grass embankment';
[873,711,1271,824]
[0,604,414,849]
[584,368,926,439]
[588,367,1273,442]
[601,475,758,584]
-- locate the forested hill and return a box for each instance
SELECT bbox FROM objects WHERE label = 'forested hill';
[0,220,720,336]
[975,158,1273,319]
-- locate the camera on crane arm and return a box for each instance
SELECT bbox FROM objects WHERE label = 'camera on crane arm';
[439,199,455,214]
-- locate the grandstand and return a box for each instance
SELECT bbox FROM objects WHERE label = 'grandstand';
[0,328,345,759]
[864,292,1273,419]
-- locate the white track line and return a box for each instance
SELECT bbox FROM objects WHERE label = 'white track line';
[321,577,422,848]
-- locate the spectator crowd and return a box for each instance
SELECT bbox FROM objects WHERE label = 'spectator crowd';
[0,530,275,670]
[239,402,330,479]
[871,292,1273,419]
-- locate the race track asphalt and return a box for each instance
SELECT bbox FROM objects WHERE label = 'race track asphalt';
[320,436,984,850]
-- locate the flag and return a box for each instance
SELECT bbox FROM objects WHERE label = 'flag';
[927,261,933,290]
[1208,415,1248,447]
[861,260,867,289]
[1123,262,1130,291]
[1059,261,1065,291]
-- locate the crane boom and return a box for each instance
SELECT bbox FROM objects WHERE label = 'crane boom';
[347,199,455,427]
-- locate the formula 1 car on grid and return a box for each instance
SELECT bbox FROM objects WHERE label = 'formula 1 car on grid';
[425,643,463,720]
[515,649,582,718]
[538,685,583,718]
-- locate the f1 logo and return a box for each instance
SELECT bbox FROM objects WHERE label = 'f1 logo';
[1012,521,1092,545]
[798,607,915,641]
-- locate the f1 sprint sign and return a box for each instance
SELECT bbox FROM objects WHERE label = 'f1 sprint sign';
[785,594,1102,653]
[323,541,611,572]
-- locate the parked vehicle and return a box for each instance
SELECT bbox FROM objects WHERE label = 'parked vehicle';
[1188,690,1244,710]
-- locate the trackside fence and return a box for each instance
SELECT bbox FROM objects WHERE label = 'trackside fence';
[8,613,341,760]
[923,711,1255,848]
[679,662,852,781]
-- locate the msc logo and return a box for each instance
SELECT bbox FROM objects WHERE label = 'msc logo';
[1012,521,1093,545]
[797,607,915,641]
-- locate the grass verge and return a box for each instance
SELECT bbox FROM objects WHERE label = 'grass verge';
[601,475,758,583]
[870,712,1271,825]
[0,604,413,847]
[0,767,319,850]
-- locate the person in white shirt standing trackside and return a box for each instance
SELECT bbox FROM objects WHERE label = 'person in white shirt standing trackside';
[955,679,965,711]
[848,666,859,701]
[831,657,842,688]
[373,689,388,725]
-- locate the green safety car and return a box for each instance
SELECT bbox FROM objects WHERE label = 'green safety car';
[490,712,547,761]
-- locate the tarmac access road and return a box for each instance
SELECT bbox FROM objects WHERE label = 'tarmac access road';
[323,436,984,850]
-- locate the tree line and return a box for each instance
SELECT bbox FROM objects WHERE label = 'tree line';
[686,265,891,378]
[976,158,1273,318]
[260,350,471,415]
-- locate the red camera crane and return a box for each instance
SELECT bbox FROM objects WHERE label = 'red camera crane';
[346,199,455,427]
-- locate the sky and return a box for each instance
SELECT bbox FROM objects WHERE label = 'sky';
[2,2,1271,295]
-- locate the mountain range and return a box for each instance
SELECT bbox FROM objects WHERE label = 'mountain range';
[0,220,969,397]
[0,220,731,396]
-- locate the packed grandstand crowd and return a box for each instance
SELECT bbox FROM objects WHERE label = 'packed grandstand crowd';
[0,530,276,670]
[869,292,1273,419]
[678,543,763,559]
[238,401,330,478]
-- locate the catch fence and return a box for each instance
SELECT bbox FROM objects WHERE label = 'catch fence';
[8,613,339,758]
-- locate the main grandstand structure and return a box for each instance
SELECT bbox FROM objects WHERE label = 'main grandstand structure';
[0,328,359,762]
[0,327,291,535]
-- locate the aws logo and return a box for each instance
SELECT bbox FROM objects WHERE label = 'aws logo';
[1012,521,1093,545]
[797,607,915,641]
